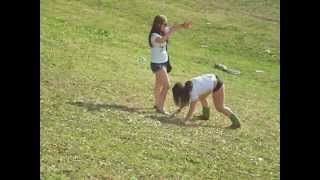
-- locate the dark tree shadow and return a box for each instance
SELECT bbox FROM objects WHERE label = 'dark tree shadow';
[67,101,149,113]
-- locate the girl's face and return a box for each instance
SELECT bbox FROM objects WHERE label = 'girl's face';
[160,22,167,32]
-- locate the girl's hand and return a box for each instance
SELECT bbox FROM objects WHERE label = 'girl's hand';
[164,26,170,34]
[183,21,192,29]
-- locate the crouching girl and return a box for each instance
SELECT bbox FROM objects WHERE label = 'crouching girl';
[171,74,241,129]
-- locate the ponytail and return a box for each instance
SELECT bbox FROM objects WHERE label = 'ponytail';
[172,82,183,106]
[180,81,192,107]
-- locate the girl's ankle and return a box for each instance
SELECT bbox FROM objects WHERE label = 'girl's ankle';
[156,107,169,115]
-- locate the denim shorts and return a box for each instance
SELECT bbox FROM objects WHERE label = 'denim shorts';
[150,61,168,73]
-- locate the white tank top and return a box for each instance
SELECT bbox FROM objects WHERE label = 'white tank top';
[150,33,168,63]
[190,74,218,102]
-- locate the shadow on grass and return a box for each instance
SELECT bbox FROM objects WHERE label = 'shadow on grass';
[153,114,226,129]
[68,101,219,128]
[145,114,205,127]
[67,101,149,113]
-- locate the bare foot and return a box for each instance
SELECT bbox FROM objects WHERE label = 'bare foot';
[156,107,170,115]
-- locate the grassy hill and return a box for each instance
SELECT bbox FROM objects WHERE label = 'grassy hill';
[41,0,280,179]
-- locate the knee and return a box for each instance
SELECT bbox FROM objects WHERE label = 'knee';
[163,82,170,90]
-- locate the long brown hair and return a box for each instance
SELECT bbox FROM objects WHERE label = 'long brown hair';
[172,80,193,108]
[148,15,168,48]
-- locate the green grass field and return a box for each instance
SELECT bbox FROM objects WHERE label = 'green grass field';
[40,0,280,179]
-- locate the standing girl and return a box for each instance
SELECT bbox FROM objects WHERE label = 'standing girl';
[148,15,192,114]
[171,74,241,129]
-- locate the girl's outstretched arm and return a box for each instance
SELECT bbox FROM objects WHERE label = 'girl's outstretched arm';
[169,21,192,34]
[154,31,173,43]
[155,21,192,44]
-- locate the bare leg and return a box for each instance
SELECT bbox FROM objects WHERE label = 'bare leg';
[212,85,240,128]
[154,71,163,108]
[156,67,170,114]
[197,92,211,120]
[212,85,233,117]
[199,92,210,108]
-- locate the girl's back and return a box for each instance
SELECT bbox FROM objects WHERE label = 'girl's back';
[190,74,217,101]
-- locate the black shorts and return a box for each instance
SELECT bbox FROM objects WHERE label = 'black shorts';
[213,75,223,92]
[150,62,169,73]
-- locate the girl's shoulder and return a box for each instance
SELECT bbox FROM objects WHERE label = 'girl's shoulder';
[151,32,161,36]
